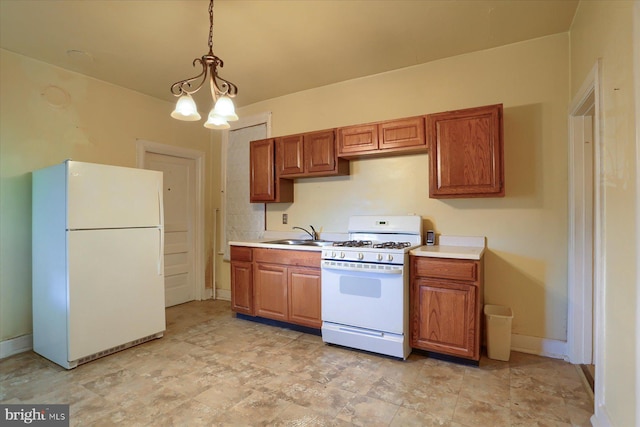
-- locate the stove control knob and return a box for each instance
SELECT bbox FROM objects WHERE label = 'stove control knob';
[377,254,383,261]
[358,253,364,260]
[340,252,346,259]
[331,251,336,258]
[387,254,394,262]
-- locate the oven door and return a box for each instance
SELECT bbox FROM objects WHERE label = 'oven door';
[321,260,406,334]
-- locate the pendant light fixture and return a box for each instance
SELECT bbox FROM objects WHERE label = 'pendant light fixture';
[170,0,238,129]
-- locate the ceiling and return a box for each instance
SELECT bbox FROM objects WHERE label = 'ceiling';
[0,0,579,109]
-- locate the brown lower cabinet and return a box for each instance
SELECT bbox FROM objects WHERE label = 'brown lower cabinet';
[410,256,484,361]
[230,246,253,315]
[230,246,322,329]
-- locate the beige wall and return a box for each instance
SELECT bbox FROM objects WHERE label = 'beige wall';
[570,1,638,425]
[225,33,571,343]
[0,49,216,342]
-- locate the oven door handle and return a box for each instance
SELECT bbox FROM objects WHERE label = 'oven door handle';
[321,261,403,275]
[338,327,384,337]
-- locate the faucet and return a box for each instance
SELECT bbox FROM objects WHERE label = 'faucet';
[293,225,319,240]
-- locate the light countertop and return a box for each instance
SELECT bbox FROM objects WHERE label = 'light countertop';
[410,235,486,260]
[229,239,324,251]
[231,234,486,259]
[229,231,349,252]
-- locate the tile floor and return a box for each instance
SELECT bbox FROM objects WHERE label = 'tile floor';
[1,300,593,426]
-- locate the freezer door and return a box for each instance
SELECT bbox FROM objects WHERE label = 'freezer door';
[67,228,165,361]
[67,161,163,229]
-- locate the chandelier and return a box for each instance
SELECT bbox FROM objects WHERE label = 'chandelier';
[170,0,238,129]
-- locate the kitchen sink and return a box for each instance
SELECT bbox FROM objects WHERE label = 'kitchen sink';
[266,239,334,247]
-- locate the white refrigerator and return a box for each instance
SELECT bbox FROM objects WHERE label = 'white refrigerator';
[32,160,166,369]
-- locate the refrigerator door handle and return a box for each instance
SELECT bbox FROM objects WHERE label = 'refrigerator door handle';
[157,184,164,276]
[158,228,164,276]
[157,185,164,227]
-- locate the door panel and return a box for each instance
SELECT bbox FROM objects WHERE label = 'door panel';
[67,161,162,229]
[321,267,405,334]
[68,228,165,360]
[289,267,321,328]
[278,135,304,176]
[413,279,476,358]
[254,264,288,321]
[304,130,336,173]
[146,153,196,307]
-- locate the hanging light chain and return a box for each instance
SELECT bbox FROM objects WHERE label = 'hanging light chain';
[208,0,214,54]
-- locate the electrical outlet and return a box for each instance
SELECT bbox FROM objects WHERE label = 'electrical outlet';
[282,213,288,224]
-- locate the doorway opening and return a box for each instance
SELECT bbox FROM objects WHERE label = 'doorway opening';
[567,60,603,407]
[136,140,206,304]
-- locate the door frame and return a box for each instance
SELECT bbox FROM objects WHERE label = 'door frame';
[567,60,604,411]
[136,139,206,301]
[219,112,272,255]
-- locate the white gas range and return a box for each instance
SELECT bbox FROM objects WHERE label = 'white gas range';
[320,215,423,359]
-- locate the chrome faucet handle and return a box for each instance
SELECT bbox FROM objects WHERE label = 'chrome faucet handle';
[309,225,319,240]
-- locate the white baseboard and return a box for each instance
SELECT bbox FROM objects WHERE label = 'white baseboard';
[203,287,214,300]
[590,403,613,427]
[215,289,231,301]
[510,333,567,359]
[0,334,33,359]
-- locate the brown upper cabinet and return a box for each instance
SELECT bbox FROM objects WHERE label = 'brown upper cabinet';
[277,130,349,178]
[337,116,426,158]
[427,104,504,198]
[249,138,293,203]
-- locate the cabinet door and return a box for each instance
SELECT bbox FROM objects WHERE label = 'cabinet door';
[411,278,477,359]
[231,261,253,315]
[250,139,276,202]
[278,134,305,176]
[254,263,288,321]
[379,117,426,152]
[250,139,293,203]
[288,267,321,328]
[304,130,337,175]
[427,104,504,198]
[337,124,378,157]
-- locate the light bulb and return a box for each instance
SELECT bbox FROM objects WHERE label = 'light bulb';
[170,94,201,121]
[204,109,230,129]
[212,96,238,121]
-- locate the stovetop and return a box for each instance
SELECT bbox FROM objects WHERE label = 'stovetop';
[321,215,423,264]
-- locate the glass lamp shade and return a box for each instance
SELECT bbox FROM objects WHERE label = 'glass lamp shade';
[212,96,238,121]
[170,94,201,121]
[204,110,230,129]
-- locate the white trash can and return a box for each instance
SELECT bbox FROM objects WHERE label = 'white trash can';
[484,305,513,361]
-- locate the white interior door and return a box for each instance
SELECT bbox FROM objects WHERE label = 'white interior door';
[146,152,196,307]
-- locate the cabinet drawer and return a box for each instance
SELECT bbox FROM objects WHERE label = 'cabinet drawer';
[254,248,320,268]
[413,257,477,282]
[230,246,252,262]
[379,116,425,151]
[337,124,378,156]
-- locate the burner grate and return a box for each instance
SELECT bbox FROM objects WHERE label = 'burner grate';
[332,240,413,250]
[332,240,372,248]
[372,241,412,249]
